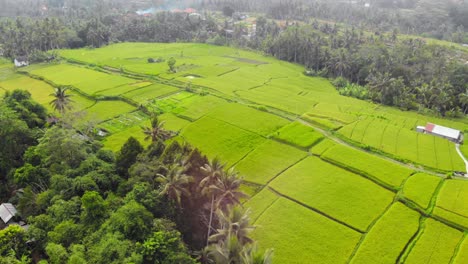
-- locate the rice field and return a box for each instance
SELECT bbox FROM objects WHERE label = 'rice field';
[2,42,467,263]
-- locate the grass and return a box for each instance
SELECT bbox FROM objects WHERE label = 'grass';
[433,179,468,228]
[123,83,179,103]
[322,144,413,188]
[176,95,228,121]
[243,188,279,222]
[102,113,190,152]
[310,138,337,156]
[82,101,136,123]
[234,140,307,184]
[252,197,361,264]
[453,236,468,263]
[0,75,95,111]
[206,103,289,136]
[404,218,463,264]
[402,173,443,209]
[28,64,138,95]
[272,121,324,149]
[270,156,394,231]
[180,116,265,166]
[350,202,421,264]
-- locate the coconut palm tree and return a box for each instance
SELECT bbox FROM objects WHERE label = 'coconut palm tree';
[212,168,248,212]
[200,158,225,245]
[157,164,192,206]
[49,86,73,114]
[209,206,254,245]
[241,243,273,264]
[141,116,172,142]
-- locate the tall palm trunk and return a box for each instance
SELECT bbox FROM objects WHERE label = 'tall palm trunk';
[207,194,215,246]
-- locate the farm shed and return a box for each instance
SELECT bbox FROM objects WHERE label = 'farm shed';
[416,123,464,143]
[0,203,18,227]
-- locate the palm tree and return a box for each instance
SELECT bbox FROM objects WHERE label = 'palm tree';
[241,243,273,264]
[157,164,192,206]
[209,206,254,245]
[206,234,243,264]
[211,168,248,212]
[49,86,73,114]
[200,158,225,246]
[141,116,172,142]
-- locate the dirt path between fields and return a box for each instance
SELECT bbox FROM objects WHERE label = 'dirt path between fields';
[455,144,468,177]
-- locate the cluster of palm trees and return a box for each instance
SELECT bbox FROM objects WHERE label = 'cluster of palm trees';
[139,117,271,263]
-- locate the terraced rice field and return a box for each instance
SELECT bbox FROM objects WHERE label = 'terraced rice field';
[2,42,468,263]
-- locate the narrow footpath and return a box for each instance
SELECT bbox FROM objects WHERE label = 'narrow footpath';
[455,144,468,177]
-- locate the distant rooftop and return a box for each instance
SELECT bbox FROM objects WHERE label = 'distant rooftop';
[0,203,18,224]
[425,123,461,140]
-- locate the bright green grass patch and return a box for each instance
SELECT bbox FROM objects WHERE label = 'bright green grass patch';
[234,140,307,184]
[310,138,337,156]
[350,202,420,264]
[454,236,468,264]
[253,197,361,264]
[272,121,324,149]
[402,173,442,209]
[322,145,413,188]
[0,76,95,111]
[83,101,136,123]
[270,156,394,231]
[123,83,179,103]
[176,95,228,121]
[180,116,265,166]
[243,188,279,223]
[206,103,289,136]
[28,64,138,95]
[302,115,343,130]
[404,218,463,264]
[99,111,149,133]
[433,179,468,228]
[102,113,189,152]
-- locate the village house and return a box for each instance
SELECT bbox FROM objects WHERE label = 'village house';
[14,56,29,67]
[416,123,464,144]
[0,203,18,229]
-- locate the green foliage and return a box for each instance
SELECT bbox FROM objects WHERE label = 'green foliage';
[116,137,144,177]
[0,225,29,259]
[45,243,69,264]
[81,191,107,226]
[3,89,48,128]
[168,57,177,73]
[139,231,195,264]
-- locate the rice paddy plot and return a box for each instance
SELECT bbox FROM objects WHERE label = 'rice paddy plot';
[123,83,179,103]
[453,236,468,264]
[180,116,265,166]
[301,115,343,130]
[28,64,138,95]
[402,173,442,209]
[270,156,394,231]
[350,202,421,264]
[309,103,358,124]
[252,198,361,264]
[102,113,190,152]
[404,218,463,264]
[234,140,307,184]
[81,100,136,123]
[272,121,324,149]
[175,95,228,121]
[310,138,337,156]
[433,179,468,228]
[243,188,279,223]
[206,103,289,137]
[99,111,149,133]
[95,81,152,96]
[322,145,413,188]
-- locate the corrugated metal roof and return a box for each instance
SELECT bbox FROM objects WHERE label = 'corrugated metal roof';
[425,123,461,140]
[0,203,17,224]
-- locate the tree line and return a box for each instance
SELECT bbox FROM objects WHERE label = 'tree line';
[0,90,272,263]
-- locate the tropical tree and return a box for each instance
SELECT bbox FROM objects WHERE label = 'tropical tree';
[200,158,225,245]
[49,86,73,114]
[209,206,254,245]
[157,164,193,206]
[141,115,172,142]
[211,168,248,212]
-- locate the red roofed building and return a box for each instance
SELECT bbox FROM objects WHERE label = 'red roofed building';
[416,123,464,143]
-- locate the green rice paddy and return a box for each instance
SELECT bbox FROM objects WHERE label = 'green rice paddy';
[2,42,468,263]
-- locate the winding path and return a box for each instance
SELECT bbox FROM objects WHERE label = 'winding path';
[455,144,468,177]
